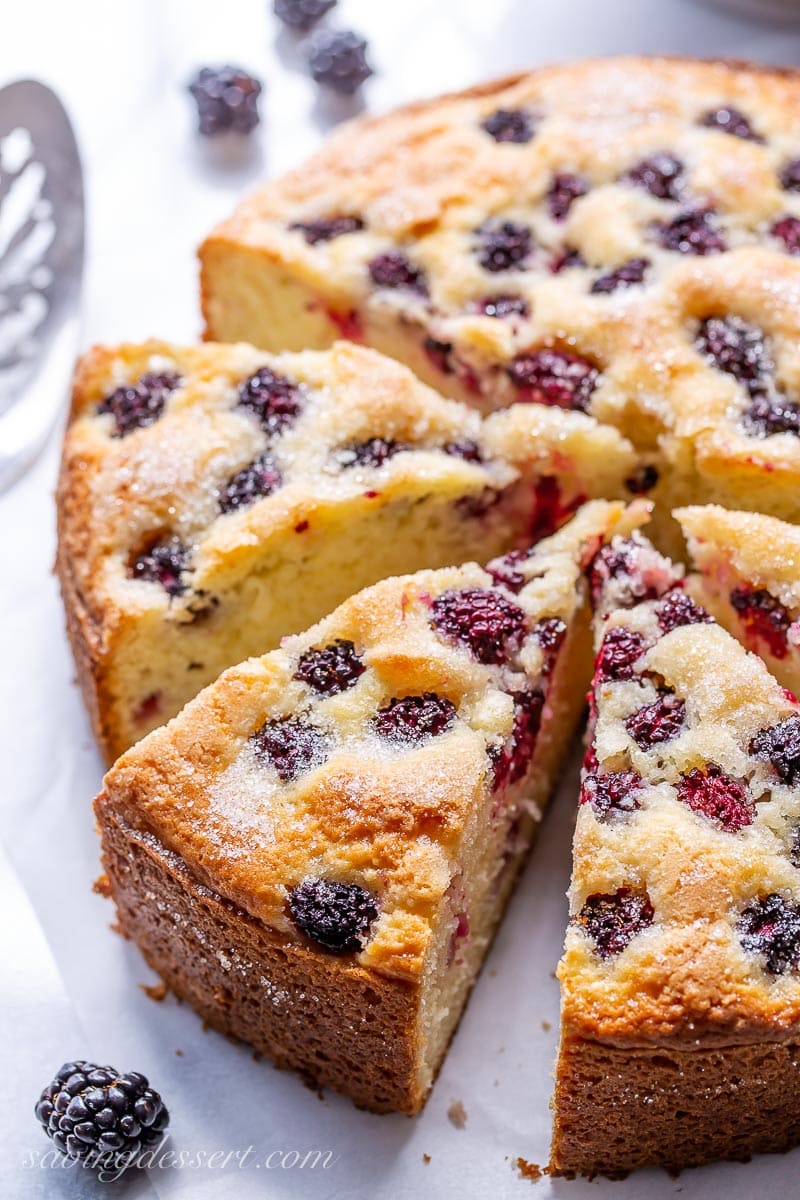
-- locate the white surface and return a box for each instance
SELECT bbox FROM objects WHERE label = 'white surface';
[4,2,800,1196]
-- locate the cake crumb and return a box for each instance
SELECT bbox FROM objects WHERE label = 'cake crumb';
[447,1100,467,1129]
[541,1020,551,1032]
[140,980,169,1003]
[515,1157,543,1182]
[175,1049,183,1056]
[93,874,112,898]
[422,1153,431,1164]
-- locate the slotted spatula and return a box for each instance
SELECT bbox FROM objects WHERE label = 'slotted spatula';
[0,79,84,493]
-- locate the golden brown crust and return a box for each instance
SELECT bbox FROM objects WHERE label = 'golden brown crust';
[551,1033,800,1175]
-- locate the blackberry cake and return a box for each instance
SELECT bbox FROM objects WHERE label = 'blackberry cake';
[95,501,638,1114]
[552,525,800,1174]
[56,338,635,761]
[200,56,800,538]
[678,504,800,700]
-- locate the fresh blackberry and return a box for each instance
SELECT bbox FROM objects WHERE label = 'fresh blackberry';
[738,893,800,974]
[626,694,686,750]
[546,172,588,221]
[577,887,654,958]
[368,251,428,294]
[294,639,365,695]
[306,29,373,94]
[35,1061,169,1172]
[288,877,378,953]
[655,208,727,255]
[507,348,599,411]
[481,108,535,144]
[188,66,262,136]
[251,716,330,780]
[97,371,181,438]
[219,453,282,513]
[274,0,337,31]
[623,152,683,200]
[677,764,753,832]
[290,214,364,244]
[237,367,304,434]
[131,538,191,597]
[336,437,407,468]
[473,294,530,319]
[590,257,649,295]
[476,221,533,273]
[750,714,800,785]
[580,770,642,820]
[772,216,800,255]
[372,694,456,745]
[699,105,762,142]
[431,588,527,665]
[658,588,712,633]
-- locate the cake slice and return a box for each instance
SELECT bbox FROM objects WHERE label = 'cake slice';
[200,57,800,542]
[95,501,640,1115]
[677,504,800,700]
[57,338,636,762]
[552,525,800,1175]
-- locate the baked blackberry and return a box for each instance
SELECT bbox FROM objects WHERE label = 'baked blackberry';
[288,878,378,952]
[97,372,181,438]
[577,888,654,958]
[623,152,683,199]
[306,29,373,94]
[482,107,535,144]
[546,173,588,221]
[372,693,457,744]
[188,66,262,136]
[274,0,337,31]
[35,1061,169,1171]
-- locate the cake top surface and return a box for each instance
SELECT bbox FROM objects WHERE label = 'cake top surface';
[99,500,641,982]
[206,56,800,486]
[60,337,635,632]
[678,503,800,611]
[560,523,800,1043]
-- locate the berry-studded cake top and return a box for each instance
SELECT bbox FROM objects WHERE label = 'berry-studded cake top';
[204,57,800,500]
[560,523,800,1042]
[99,501,640,982]
[60,338,636,631]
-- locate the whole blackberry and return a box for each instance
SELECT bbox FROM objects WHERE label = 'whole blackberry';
[219,453,282,513]
[750,714,800,784]
[431,587,527,665]
[772,216,800,255]
[306,29,373,94]
[577,887,654,958]
[546,172,588,221]
[294,639,365,695]
[581,770,642,820]
[476,220,533,273]
[372,693,457,744]
[699,105,762,142]
[368,251,428,294]
[696,315,770,391]
[730,585,791,658]
[738,893,800,974]
[655,207,727,255]
[481,107,535,144]
[274,0,337,31]
[188,66,262,136]
[677,764,753,832]
[507,348,599,412]
[288,877,378,953]
[35,1061,169,1172]
[131,538,191,597]
[596,626,646,682]
[623,152,683,200]
[251,716,330,780]
[657,588,712,633]
[626,694,686,750]
[237,367,304,434]
[97,371,181,438]
[744,391,800,439]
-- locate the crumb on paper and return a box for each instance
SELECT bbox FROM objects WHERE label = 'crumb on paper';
[175,1049,183,1056]
[447,1100,467,1129]
[515,1157,543,1182]
[541,1020,551,1032]
[252,1049,263,1063]
[92,874,111,898]
[140,980,169,1003]
[422,1153,431,1164]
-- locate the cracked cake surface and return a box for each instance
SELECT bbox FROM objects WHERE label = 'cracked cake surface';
[57,338,635,761]
[201,56,800,543]
[96,500,639,1113]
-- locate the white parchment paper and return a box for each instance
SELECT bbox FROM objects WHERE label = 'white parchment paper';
[4,2,800,1195]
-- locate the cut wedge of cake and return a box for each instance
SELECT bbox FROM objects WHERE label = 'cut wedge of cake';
[552,524,800,1175]
[678,504,800,700]
[56,338,636,762]
[200,56,800,543]
[95,501,640,1115]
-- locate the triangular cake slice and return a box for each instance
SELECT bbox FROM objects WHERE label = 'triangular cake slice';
[677,504,800,700]
[96,501,639,1115]
[552,525,800,1175]
[57,338,636,761]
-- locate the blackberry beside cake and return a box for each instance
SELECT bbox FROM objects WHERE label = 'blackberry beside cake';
[678,504,800,700]
[200,56,800,538]
[96,501,638,1114]
[56,338,635,761]
[552,525,800,1174]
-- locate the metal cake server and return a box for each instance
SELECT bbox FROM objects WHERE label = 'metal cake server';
[0,79,84,493]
